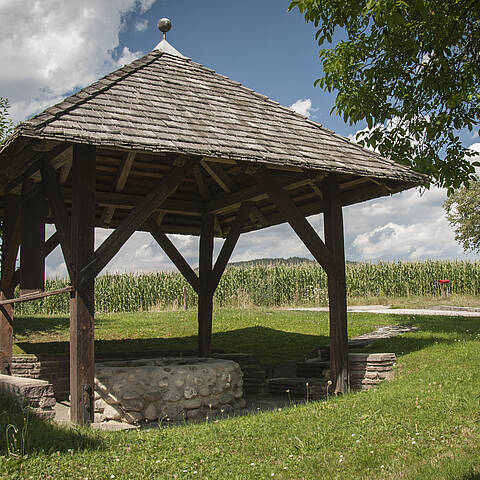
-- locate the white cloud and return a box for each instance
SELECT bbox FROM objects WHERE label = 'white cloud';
[0,0,156,122]
[135,19,148,32]
[138,0,155,13]
[469,142,480,153]
[289,98,314,118]
[115,46,143,67]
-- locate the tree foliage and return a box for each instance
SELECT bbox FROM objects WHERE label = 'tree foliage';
[444,177,480,253]
[0,97,13,144]
[289,0,480,190]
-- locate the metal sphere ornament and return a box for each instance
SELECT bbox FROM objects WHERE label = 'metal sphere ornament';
[158,18,172,34]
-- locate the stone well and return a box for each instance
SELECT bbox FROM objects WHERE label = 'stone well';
[94,357,245,424]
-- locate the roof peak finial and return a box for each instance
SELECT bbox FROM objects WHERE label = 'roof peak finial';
[158,18,172,41]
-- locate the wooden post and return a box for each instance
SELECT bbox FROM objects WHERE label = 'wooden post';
[323,174,349,394]
[20,183,46,296]
[198,214,214,357]
[0,195,21,374]
[69,144,96,425]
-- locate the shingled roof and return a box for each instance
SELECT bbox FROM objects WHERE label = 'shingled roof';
[0,46,426,236]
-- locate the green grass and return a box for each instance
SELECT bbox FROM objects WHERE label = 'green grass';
[12,309,399,365]
[2,311,480,479]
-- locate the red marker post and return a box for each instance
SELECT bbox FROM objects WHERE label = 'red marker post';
[439,279,449,298]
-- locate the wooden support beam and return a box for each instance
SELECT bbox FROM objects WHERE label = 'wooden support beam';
[252,167,340,279]
[70,144,96,426]
[193,165,210,200]
[4,144,71,195]
[20,182,46,296]
[209,203,253,294]
[59,160,72,184]
[201,160,236,193]
[323,174,349,395]
[0,286,74,305]
[80,156,200,285]
[63,190,202,217]
[206,171,323,215]
[147,218,200,294]
[198,214,214,357]
[40,163,74,279]
[249,205,268,228]
[214,216,223,237]
[102,152,136,225]
[309,181,323,199]
[0,194,21,374]
[13,232,60,289]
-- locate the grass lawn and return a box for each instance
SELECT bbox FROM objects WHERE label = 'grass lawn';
[1,310,480,479]
[12,309,402,365]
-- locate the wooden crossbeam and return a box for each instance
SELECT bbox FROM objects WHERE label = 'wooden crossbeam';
[208,203,253,294]
[201,160,236,193]
[252,167,340,279]
[5,144,72,194]
[80,156,200,285]
[40,162,74,280]
[102,152,136,225]
[207,171,323,215]
[62,190,202,216]
[147,217,200,294]
[0,286,74,306]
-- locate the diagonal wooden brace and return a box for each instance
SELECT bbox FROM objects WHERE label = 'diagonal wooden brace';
[208,202,253,294]
[79,156,201,286]
[147,217,200,294]
[252,167,341,280]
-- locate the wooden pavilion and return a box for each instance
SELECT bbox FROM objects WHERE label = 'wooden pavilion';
[0,22,425,425]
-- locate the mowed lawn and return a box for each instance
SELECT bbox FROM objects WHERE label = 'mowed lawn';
[12,309,401,365]
[1,309,480,479]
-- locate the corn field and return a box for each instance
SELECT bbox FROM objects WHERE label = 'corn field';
[14,260,480,315]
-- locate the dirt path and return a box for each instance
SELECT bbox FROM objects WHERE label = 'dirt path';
[287,305,480,317]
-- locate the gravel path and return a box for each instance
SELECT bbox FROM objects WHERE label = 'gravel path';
[287,305,480,317]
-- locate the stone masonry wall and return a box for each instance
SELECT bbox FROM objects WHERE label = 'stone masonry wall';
[12,351,266,401]
[94,357,245,424]
[294,352,396,394]
[0,374,56,418]
[349,353,396,390]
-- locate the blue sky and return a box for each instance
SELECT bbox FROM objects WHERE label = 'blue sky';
[0,0,478,276]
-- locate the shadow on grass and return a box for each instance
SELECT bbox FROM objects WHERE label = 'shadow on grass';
[16,326,330,365]
[14,314,476,363]
[462,472,480,480]
[13,316,70,336]
[0,395,103,456]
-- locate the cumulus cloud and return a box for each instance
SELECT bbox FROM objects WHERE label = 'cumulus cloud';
[289,98,314,118]
[135,19,149,32]
[0,0,155,122]
[115,46,143,67]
